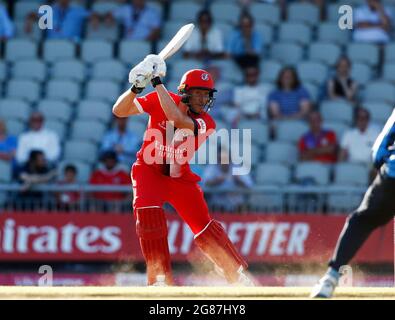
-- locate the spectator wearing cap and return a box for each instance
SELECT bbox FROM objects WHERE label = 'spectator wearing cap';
[109,0,161,41]
[339,107,380,165]
[268,67,312,120]
[327,56,358,103]
[183,9,226,61]
[16,112,60,166]
[226,11,264,69]
[299,111,338,164]
[353,0,392,44]
[101,116,140,166]
[89,151,130,202]
[0,3,14,40]
[25,0,90,41]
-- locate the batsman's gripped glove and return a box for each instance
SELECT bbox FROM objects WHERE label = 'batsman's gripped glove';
[128,54,166,93]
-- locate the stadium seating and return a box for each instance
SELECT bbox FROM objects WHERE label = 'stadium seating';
[333,163,370,187]
[119,40,151,64]
[318,22,350,45]
[63,140,99,164]
[6,80,40,103]
[320,100,354,125]
[77,100,113,124]
[278,23,312,46]
[288,3,320,26]
[45,80,80,103]
[270,43,304,65]
[43,40,76,63]
[52,60,86,82]
[275,120,309,143]
[0,99,31,122]
[81,40,114,63]
[37,100,72,123]
[92,60,126,82]
[13,60,46,82]
[308,42,341,66]
[265,142,298,166]
[5,39,37,62]
[294,162,331,185]
[250,3,281,25]
[210,3,241,24]
[256,163,291,186]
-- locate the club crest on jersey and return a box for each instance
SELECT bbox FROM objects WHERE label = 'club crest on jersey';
[201,73,209,81]
[196,118,207,134]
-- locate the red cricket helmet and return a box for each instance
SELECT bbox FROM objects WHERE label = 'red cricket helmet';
[177,69,217,112]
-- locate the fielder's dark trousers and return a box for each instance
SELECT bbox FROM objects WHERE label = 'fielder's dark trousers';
[329,169,395,272]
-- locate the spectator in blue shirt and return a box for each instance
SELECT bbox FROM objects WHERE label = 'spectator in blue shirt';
[25,0,90,41]
[0,119,17,163]
[226,11,264,69]
[0,4,14,40]
[101,117,140,166]
[268,67,312,120]
[109,0,161,41]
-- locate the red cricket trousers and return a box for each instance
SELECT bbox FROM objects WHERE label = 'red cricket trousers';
[131,161,211,235]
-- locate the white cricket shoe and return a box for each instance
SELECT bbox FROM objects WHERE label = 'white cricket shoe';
[310,273,339,298]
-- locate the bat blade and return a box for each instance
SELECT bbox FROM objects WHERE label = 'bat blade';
[159,23,194,60]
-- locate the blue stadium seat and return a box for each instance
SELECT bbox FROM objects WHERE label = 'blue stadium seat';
[295,162,331,185]
[318,22,350,45]
[363,102,394,124]
[81,40,114,63]
[64,140,99,164]
[320,100,354,125]
[259,60,282,83]
[238,120,269,146]
[385,43,395,62]
[43,40,76,63]
[52,60,86,82]
[92,60,126,82]
[364,81,395,104]
[77,100,112,124]
[351,63,372,86]
[5,119,25,136]
[256,163,291,186]
[250,3,281,25]
[45,120,67,141]
[58,161,92,183]
[46,80,80,103]
[119,40,151,64]
[270,43,304,65]
[323,121,349,141]
[308,42,341,66]
[13,60,46,82]
[334,163,369,186]
[85,80,120,103]
[0,99,31,122]
[347,43,380,66]
[297,61,328,85]
[5,39,38,62]
[288,3,320,26]
[71,120,107,144]
[170,1,202,22]
[210,2,241,24]
[6,80,40,103]
[279,23,312,46]
[255,24,274,44]
[382,63,395,83]
[37,99,72,123]
[275,120,309,143]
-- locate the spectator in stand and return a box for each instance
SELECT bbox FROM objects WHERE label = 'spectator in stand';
[57,164,80,211]
[327,56,358,103]
[18,150,57,208]
[0,119,17,163]
[203,147,254,212]
[268,67,312,120]
[25,0,90,41]
[226,11,264,69]
[0,3,14,40]
[16,112,60,166]
[101,116,140,166]
[339,107,380,165]
[86,9,119,41]
[183,9,225,61]
[298,111,338,164]
[353,0,392,44]
[233,65,272,120]
[89,151,130,202]
[108,0,161,41]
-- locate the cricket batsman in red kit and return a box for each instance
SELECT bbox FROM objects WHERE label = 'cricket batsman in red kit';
[112,54,254,286]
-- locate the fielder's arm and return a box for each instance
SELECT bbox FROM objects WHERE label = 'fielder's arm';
[154,83,195,131]
[112,89,141,117]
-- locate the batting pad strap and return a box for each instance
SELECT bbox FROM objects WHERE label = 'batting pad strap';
[136,207,168,240]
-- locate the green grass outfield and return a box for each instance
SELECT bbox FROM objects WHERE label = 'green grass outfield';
[0,286,394,299]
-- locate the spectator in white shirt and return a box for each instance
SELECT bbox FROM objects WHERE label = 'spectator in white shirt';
[16,112,61,165]
[353,0,392,44]
[183,9,225,61]
[0,4,14,40]
[339,107,380,165]
[203,147,254,212]
[233,65,272,120]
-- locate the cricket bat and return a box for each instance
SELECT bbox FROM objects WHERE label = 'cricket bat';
[135,23,194,84]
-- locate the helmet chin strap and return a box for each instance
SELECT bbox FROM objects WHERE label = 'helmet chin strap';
[181,93,215,113]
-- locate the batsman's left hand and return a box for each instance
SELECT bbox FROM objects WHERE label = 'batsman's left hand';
[143,54,166,78]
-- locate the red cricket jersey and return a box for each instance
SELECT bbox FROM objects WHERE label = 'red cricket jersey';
[298,130,337,163]
[133,91,216,181]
